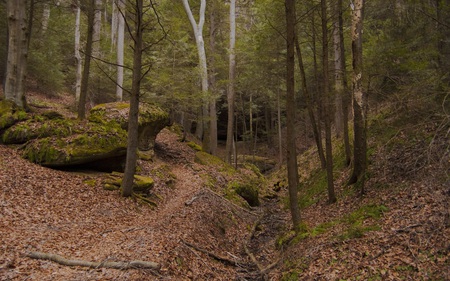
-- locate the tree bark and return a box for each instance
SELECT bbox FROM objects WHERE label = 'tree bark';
[226,0,236,164]
[208,0,218,156]
[321,0,336,204]
[181,0,213,153]
[294,33,326,170]
[285,0,301,232]
[116,0,125,101]
[74,1,82,104]
[333,0,351,166]
[348,0,367,194]
[27,251,159,270]
[5,0,28,108]
[122,0,143,197]
[78,0,95,119]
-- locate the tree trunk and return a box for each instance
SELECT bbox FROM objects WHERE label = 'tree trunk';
[42,3,50,34]
[348,0,367,194]
[333,0,351,166]
[294,34,326,169]
[311,8,326,169]
[285,0,301,232]
[5,0,29,108]
[321,0,336,204]
[78,0,95,120]
[116,0,125,101]
[122,0,143,197]
[226,0,236,164]
[93,0,102,57]
[181,0,212,153]
[74,2,82,104]
[208,0,218,156]
[277,89,282,164]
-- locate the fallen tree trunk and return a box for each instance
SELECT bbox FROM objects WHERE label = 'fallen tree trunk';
[27,251,160,270]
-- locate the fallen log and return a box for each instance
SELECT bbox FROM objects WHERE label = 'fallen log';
[26,251,160,270]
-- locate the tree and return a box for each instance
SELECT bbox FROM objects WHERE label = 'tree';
[348,0,366,194]
[181,0,217,154]
[333,0,351,166]
[74,1,82,103]
[321,0,336,203]
[4,0,29,108]
[285,0,301,232]
[121,0,144,197]
[115,0,125,101]
[78,0,95,119]
[225,0,236,164]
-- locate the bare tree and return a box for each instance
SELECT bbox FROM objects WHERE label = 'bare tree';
[225,0,236,164]
[348,0,367,194]
[285,0,301,232]
[121,0,144,197]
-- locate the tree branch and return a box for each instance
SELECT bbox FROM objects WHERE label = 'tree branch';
[26,251,160,270]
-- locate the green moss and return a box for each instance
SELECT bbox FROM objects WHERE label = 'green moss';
[3,118,75,144]
[187,141,202,151]
[22,122,127,166]
[194,151,235,175]
[0,100,28,131]
[229,181,260,207]
[83,179,97,187]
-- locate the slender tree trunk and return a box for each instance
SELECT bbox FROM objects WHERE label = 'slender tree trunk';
[42,3,50,34]
[348,0,367,194]
[74,2,82,104]
[295,34,326,169]
[208,0,218,156]
[122,0,143,197]
[93,0,102,57]
[116,0,125,101]
[285,0,301,232]
[311,8,326,169]
[5,0,28,108]
[226,0,236,163]
[333,0,351,166]
[277,89,283,164]
[181,0,212,153]
[321,0,336,204]
[78,0,95,119]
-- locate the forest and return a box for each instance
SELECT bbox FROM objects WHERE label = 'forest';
[0,0,449,280]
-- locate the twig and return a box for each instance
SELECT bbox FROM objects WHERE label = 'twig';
[26,251,160,270]
[393,224,422,233]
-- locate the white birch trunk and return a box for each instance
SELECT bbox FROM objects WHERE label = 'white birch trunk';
[5,0,28,108]
[116,0,125,101]
[93,0,102,57]
[111,0,118,48]
[181,0,210,151]
[42,4,50,34]
[74,3,82,103]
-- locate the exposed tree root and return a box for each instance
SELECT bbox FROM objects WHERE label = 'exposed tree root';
[26,251,160,270]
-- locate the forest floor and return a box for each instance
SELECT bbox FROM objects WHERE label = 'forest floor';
[0,92,449,280]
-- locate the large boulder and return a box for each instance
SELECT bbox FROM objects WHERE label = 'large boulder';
[22,121,128,169]
[89,102,170,151]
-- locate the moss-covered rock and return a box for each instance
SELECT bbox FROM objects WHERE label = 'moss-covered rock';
[228,181,260,207]
[89,102,170,151]
[2,118,75,144]
[0,100,28,133]
[22,122,128,167]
